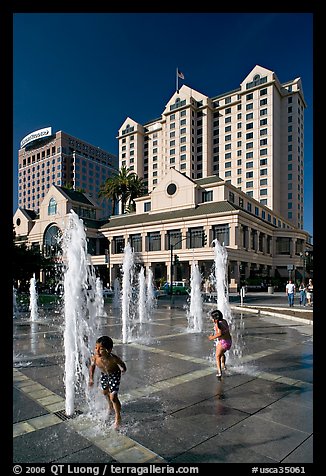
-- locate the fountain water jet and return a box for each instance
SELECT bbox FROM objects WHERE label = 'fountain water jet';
[29,274,39,322]
[211,239,242,366]
[112,278,121,309]
[95,277,107,317]
[62,209,99,416]
[187,261,203,332]
[121,242,135,343]
[138,267,146,323]
[146,268,156,318]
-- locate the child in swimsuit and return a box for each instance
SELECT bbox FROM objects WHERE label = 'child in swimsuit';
[89,335,126,429]
[208,309,232,378]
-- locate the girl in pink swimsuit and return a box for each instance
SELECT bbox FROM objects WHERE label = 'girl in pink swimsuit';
[208,309,232,378]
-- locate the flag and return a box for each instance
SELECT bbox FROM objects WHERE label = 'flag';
[177,69,184,80]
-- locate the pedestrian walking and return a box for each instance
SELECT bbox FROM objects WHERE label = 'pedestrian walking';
[286,279,296,307]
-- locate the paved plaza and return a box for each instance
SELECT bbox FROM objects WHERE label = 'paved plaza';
[13,293,313,467]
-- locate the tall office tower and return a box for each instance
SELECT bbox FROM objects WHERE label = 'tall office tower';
[118,65,306,229]
[18,128,118,218]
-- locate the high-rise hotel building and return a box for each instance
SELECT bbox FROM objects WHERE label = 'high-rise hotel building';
[118,65,306,229]
[18,128,118,218]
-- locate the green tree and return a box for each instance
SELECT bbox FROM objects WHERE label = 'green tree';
[13,243,54,291]
[126,173,146,212]
[99,166,146,215]
[99,174,120,215]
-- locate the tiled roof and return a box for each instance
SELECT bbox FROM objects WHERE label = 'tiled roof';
[101,201,238,229]
[194,175,224,186]
[56,186,94,206]
[22,209,38,220]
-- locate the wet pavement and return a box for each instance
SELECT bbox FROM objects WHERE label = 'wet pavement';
[12,293,313,469]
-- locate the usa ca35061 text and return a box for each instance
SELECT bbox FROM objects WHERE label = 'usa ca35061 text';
[259,468,306,473]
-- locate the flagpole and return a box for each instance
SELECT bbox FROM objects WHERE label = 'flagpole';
[176,67,179,93]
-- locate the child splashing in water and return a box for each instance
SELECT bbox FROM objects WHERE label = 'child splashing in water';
[208,309,232,378]
[89,336,126,429]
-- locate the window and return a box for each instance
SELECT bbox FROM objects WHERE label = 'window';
[130,234,142,252]
[166,230,182,250]
[212,224,229,246]
[187,227,205,248]
[113,236,125,254]
[202,190,213,203]
[43,225,61,257]
[146,232,161,251]
[48,197,57,215]
[144,202,151,212]
[276,237,291,254]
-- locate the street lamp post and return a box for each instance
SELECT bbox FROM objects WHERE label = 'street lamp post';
[170,244,174,299]
[299,251,309,283]
[105,240,111,288]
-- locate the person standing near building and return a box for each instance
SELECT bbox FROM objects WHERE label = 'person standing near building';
[298,282,306,306]
[286,279,296,307]
[306,279,313,306]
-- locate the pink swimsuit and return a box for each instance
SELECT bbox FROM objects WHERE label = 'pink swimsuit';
[214,321,232,351]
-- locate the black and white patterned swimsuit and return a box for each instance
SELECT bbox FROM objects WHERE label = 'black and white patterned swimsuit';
[100,369,121,393]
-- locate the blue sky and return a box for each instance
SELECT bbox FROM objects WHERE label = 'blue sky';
[13,12,313,237]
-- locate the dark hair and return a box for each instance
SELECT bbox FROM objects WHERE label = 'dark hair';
[210,309,223,321]
[96,336,113,350]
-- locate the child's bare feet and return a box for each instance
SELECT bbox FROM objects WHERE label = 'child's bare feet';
[114,417,121,430]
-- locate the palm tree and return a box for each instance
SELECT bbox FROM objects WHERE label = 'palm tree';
[98,174,120,215]
[127,173,146,212]
[116,166,132,214]
[99,166,146,215]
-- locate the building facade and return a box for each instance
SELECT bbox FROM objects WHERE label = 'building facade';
[117,65,306,230]
[99,168,312,291]
[13,169,312,292]
[18,128,118,219]
[13,185,110,288]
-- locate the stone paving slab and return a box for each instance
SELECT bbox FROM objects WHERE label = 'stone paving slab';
[12,299,313,466]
